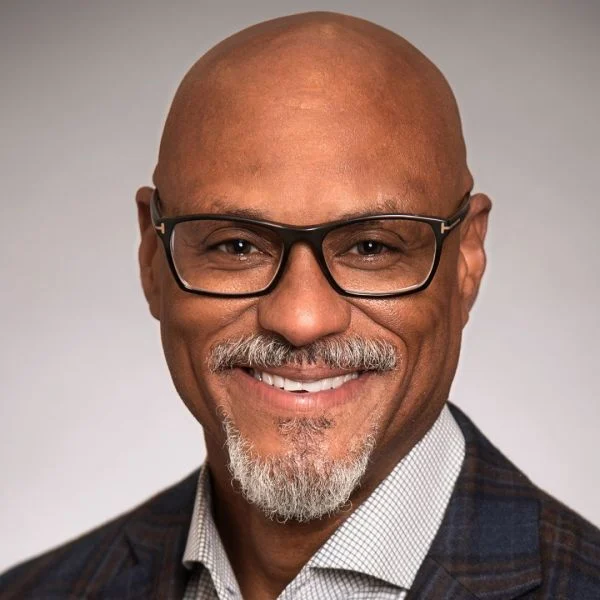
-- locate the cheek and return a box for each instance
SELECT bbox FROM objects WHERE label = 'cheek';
[403,252,463,394]
[404,253,463,412]
[158,278,255,430]
[354,249,463,432]
[358,287,456,381]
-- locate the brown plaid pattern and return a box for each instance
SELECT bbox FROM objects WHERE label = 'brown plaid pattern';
[2,404,599,599]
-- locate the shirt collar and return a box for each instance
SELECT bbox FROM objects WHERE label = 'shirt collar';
[307,403,465,589]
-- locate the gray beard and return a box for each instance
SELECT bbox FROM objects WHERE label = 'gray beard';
[223,415,378,523]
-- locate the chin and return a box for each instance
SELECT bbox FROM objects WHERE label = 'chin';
[222,412,379,522]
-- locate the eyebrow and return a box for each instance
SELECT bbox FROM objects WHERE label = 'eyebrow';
[177,195,425,222]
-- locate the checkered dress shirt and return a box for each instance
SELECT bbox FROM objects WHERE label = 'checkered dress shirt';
[182,404,465,599]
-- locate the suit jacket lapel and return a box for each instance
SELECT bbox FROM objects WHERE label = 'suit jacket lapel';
[408,556,479,599]
[83,470,198,600]
[409,405,542,600]
[119,516,191,599]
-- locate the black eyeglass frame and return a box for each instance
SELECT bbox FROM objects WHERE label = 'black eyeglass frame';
[150,190,471,299]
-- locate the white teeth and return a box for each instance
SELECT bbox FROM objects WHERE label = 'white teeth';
[285,379,302,392]
[302,380,323,393]
[251,370,359,392]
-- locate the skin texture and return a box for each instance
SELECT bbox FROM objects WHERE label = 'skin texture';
[136,11,491,600]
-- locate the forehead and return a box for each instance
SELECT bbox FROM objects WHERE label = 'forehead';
[158,114,459,222]
[156,32,465,222]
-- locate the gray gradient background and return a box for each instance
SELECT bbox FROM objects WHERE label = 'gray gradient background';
[1,0,599,572]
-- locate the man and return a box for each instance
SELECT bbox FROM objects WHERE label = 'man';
[1,10,599,600]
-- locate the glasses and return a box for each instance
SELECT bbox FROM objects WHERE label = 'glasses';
[150,190,470,298]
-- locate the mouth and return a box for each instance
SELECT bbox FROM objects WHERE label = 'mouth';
[228,367,370,415]
[247,368,360,393]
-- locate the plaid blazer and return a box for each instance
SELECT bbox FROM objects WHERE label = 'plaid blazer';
[2,404,599,599]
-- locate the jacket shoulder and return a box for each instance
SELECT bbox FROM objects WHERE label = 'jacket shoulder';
[536,490,600,598]
[0,469,199,599]
[449,404,600,598]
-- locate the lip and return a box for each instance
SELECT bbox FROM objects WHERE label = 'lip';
[228,367,372,415]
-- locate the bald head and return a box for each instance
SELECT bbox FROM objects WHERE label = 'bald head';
[155,11,470,217]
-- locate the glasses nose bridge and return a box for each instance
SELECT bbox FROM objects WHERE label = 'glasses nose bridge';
[277,226,331,284]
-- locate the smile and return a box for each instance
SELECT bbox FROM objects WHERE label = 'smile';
[250,369,360,393]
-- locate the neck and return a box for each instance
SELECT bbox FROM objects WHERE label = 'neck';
[207,457,354,599]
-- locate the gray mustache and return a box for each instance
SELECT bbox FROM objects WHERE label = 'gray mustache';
[208,334,398,373]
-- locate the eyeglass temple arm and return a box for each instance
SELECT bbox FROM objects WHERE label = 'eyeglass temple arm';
[150,190,166,235]
[440,192,471,235]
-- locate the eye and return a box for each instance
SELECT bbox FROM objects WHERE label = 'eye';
[350,240,387,255]
[216,239,259,255]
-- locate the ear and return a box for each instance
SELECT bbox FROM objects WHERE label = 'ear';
[136,186,161,320]
[457,193,492,326]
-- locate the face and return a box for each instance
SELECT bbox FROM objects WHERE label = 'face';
[137,28,490,519]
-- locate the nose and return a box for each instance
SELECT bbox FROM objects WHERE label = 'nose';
[257,244,352,347]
